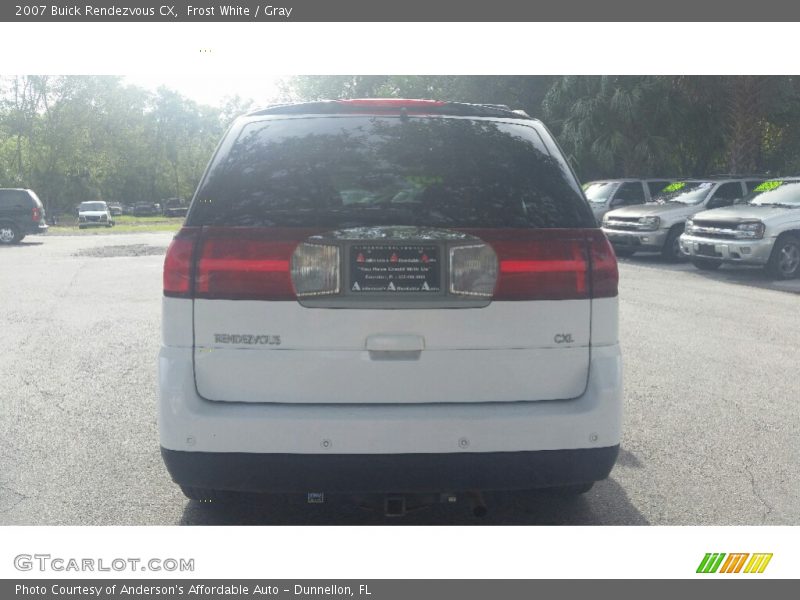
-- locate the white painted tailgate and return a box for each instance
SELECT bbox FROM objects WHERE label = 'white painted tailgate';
[193,299,591,403]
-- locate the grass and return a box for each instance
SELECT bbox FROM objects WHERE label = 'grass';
[48,215,184,235]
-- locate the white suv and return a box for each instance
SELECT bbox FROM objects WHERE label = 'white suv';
[159,99,622,504]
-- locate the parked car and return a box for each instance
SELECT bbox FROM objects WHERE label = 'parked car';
[159,99,622,507]
[78,201,114,228]
[681,178,800,279]
[108,203,124,217]
[601,177,764,260]
[162,198,188,218]
[133,202,160,216]
[0,188,48,244]
[583,178,673,222]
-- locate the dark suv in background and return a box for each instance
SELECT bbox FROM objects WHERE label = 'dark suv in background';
[0,188,48,244]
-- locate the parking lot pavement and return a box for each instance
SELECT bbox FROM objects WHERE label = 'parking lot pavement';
[1,236,798,525]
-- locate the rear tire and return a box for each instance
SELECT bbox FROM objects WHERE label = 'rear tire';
[0,223,21,244]
[661,227,685,262]
[691,258,722,271]
[766,234,800,279]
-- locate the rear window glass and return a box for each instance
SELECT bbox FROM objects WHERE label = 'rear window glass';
[0,189,32,208]
[189,116,594,229]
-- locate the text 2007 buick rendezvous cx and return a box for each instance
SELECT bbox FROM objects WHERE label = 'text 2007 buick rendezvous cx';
[158,100,622,509]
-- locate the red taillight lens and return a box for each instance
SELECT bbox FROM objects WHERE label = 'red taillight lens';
[196,238,295,300]
[163,228,199,297]
[32,207,41,222]
[587,230,619,299]
[462,229,617,301]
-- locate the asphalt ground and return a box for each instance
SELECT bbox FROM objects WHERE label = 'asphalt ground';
[1,233,798,525]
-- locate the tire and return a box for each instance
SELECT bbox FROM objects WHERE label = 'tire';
[661,227,686,262]
[180,485,231,503]
[691,258,722,271]
[614,247,635,258]
[766,234,800,280]
[0,223,21,244]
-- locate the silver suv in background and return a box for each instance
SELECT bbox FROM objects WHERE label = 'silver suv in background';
[681,178,800,279]
[78,201,114,229]
[584,178,672,222]
[601,178,764,260]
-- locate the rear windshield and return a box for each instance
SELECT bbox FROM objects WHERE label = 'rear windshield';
[0,189,34,207]
[188,116,594,229]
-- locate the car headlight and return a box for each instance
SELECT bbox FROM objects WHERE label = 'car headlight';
[735,221,765,239]
[638,216,660,231]
[685,219,694,233]
[100,214,107,220]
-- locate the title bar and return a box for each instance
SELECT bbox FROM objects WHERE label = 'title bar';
[2,1,800,22]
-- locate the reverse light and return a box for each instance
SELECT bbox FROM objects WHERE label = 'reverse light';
[291,243,340,297]
[449,244,498,297]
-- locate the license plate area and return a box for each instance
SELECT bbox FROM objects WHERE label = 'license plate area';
[697,243,718,257]
[348,243,442,295]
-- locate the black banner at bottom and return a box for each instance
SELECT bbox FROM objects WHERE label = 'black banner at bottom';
[3,580,796,600]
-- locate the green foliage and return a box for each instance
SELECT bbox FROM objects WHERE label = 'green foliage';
[0,76,246,214]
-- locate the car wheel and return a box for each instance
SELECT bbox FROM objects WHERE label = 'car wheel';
[613,247,635,258]
[766,234,800,279]
[691,258,722,271]
[661,227,686,262]
[0,223,21,244]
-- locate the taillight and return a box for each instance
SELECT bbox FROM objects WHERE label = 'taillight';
[163,228,199,297]
[586,230,619,299]
[462,229,618,301]
[449,244,498,297]
[291,243,340,297]
[32,206,41,222]
[196,238,295,300]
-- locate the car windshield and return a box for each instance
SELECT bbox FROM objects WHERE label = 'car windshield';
[652,181,714,205]
[583,182,619,204]
[80,202,106,211]
[746,180,800,207]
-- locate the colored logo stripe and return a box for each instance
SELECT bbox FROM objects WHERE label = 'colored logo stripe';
[719,553,749,573]
[697,553,726,573]
[697,553,773,574]
[744,553,773,574]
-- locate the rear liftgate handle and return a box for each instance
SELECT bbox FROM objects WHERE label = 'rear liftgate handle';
[365,334,425,360]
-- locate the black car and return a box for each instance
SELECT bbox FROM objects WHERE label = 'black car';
[133,202,161,216]
[162,198,188,218]
[0,188,48,244]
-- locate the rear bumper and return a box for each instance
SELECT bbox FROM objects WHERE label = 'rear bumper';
[161,445,619,493]
[24,223,48,235]
[159,341,622,493]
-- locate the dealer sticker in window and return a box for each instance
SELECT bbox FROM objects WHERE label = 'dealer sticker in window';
[350,244,441,293]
